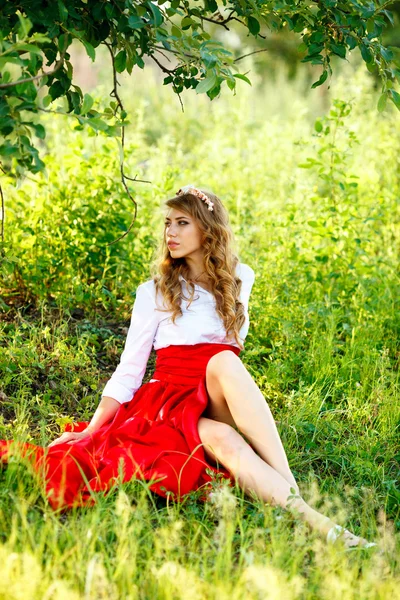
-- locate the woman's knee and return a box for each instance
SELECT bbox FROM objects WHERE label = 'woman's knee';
[198,418,244,459]
[206,350,242,381]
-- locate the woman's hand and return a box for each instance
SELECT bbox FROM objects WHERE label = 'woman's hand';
[47,428,93,448]
[47,397,120,448]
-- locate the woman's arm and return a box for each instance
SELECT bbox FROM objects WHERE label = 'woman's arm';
[48,396,120,446]
[48,282,159,447]
[84,396,121,432]
[100,282,160,404]
[238,263,256,312]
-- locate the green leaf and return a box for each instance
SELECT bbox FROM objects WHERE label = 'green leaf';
[181,16,193,29]
[201,52,217,69]
[247,16,260,36]
[311,70,328,89]
[57,0,68,21]
[31,155,46,173]
[233,73,252,86]
[298,159,318,168]
[314,119,323,132]
[30,33,52,44]
[81,93,94,115]
[17,14,33,38]
[135,55,145,69]
[87,117,109,132]
[128,14,146,29]
[208,82,221,100]
[360,43,373,64]
[171,25,182,38]
[0,142,20,157]
[308,43,324,55]
[0,117,15,136]
[346,35,357,50]
[389,89,400,111]
[0,101,10,117]
[366,18,375,34]
[17,43,43,55]
[301,54,324,64]
[195,72,217,94]
[205,0,218,11]
[81,39,96,62]
[32,123,46,139]
[381,46,393,62]
[114,50,127,73]
[146,1,163,27]
[382,9,395,26]
[330,43,346,59]
[48,81,65,101]
[42,95,52,108]
[126,53,134,74]
[58,33,70,52]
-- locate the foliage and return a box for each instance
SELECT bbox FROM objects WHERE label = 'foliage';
[0,0,400,183]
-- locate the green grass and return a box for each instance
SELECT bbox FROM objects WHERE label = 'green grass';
[0,54,399,597]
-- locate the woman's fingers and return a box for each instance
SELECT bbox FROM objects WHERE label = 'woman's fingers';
[48,438,64,447]
[48,432,74,447]
[48,430,91,448]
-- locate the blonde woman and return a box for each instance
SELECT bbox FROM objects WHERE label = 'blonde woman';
[0,185,376,549]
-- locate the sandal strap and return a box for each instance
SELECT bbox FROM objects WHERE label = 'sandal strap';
[326,525,345,544]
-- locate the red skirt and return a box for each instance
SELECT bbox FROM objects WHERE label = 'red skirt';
[0,343,240,511]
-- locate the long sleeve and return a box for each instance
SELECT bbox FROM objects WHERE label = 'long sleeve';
[101,282,159,404]
[239,264,255,311]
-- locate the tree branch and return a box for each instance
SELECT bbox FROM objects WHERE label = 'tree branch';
[0,47,67,89]
[151,53,176,74]
[200,14,232,30]
[150,54,185,112]
[153,44,197,61]
[234,48,269,62]
[102,40,152,246]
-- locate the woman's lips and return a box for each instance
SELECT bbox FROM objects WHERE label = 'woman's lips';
[168,243,179,248]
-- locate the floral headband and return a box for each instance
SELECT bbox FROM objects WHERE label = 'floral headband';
[176,183,214,212]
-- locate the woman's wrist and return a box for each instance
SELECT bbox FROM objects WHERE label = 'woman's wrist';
[84,424,97,433]
[83,396,120,435]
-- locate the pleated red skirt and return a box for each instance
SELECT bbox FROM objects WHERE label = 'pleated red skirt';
[0,343,240,511]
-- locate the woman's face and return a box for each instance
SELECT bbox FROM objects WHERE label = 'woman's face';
[164,207,204,258]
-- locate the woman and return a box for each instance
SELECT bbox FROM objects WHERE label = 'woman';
[0,185,376,549]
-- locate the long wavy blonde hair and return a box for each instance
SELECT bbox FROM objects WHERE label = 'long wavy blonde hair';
[149,188,246,350]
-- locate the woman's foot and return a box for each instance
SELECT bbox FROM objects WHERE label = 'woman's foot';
[327,525,377,549]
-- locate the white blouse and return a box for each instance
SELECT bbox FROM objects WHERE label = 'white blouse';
[101,263,255,404]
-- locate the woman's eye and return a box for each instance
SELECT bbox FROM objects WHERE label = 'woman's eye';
[164,222,188,226]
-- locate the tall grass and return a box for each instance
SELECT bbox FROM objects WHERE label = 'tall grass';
[0,54,399,597]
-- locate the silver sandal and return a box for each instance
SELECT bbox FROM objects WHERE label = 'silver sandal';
[326,525,377,549]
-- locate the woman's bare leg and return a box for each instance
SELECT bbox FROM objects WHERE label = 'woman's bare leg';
[205,352,298,492]
[198,417,371,547]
